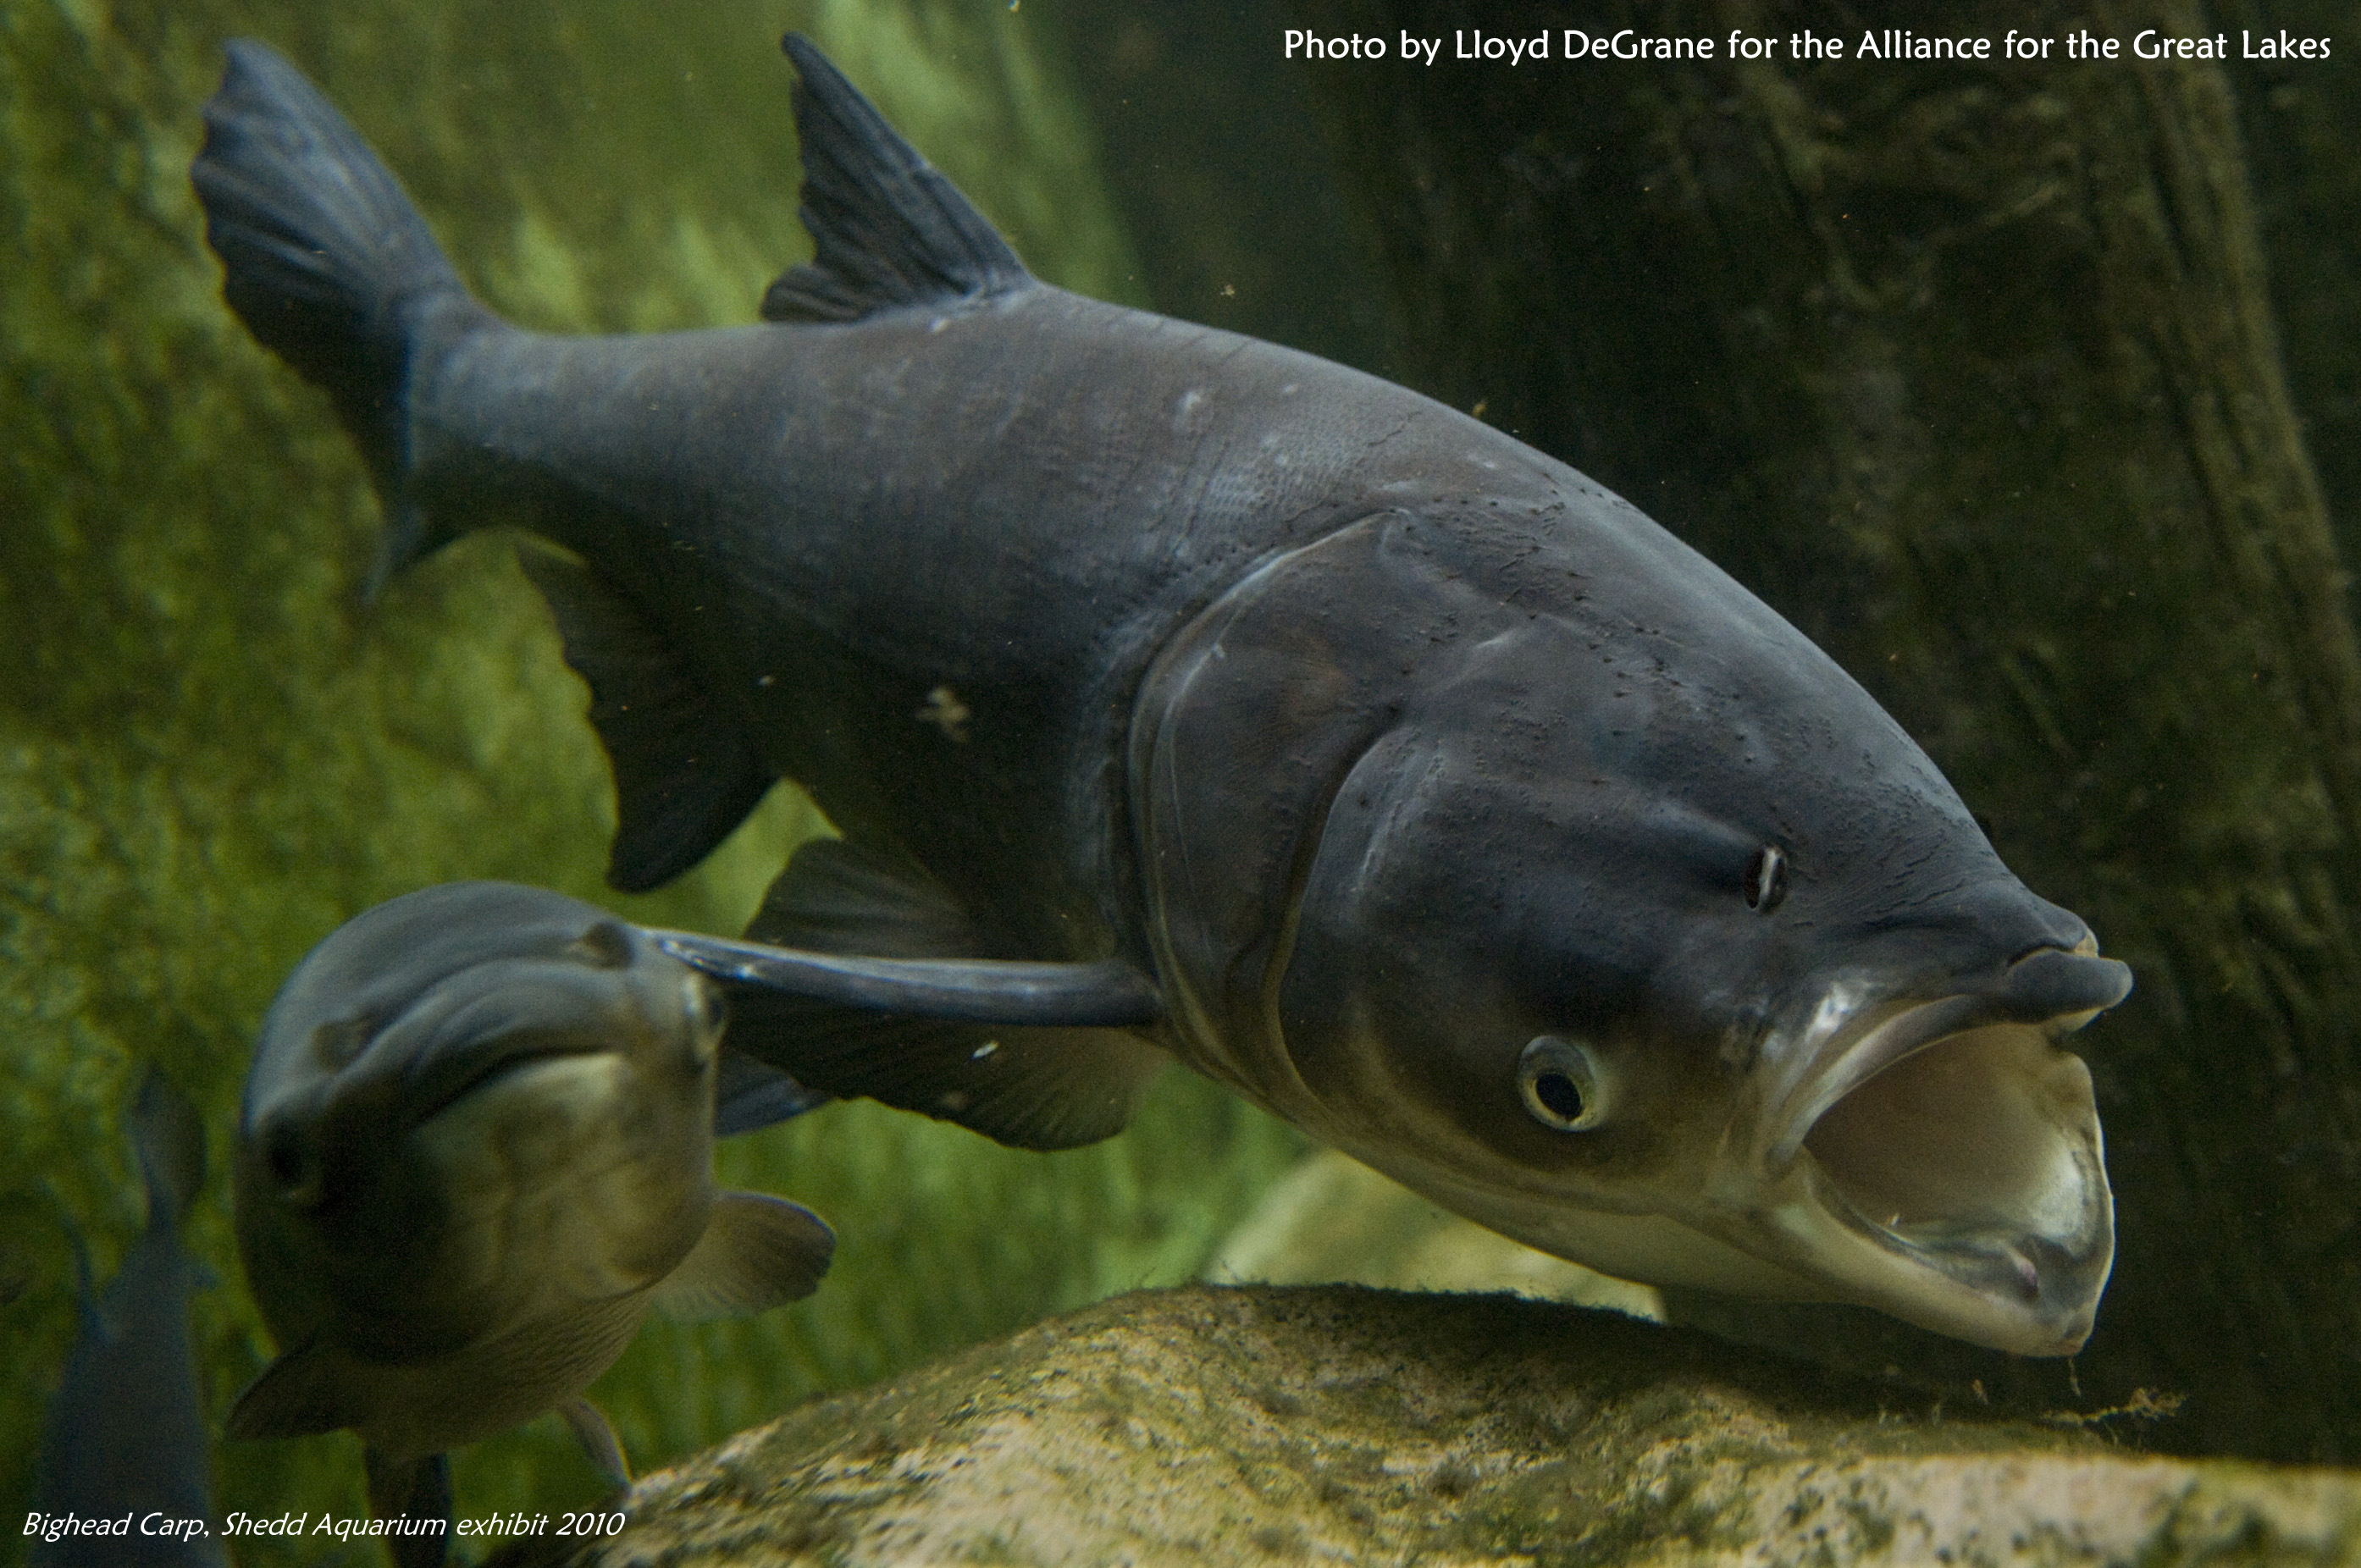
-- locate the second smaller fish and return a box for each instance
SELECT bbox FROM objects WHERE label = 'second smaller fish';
[229,882,834,1565]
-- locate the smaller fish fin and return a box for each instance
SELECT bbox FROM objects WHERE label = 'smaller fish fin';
[364,1448,453,1568]
[650,1191,835,1322]
[761,34,1034,323]
[556,1397,630,1490]
[705,838,1170,1151]
[227,1340,363,1440]
[714,1047,832,1136]
[518,544,773,892]
[127,1067,207,1230]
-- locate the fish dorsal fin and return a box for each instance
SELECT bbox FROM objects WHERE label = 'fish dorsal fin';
[761,34,1033,323]
[650,1191,835,1322]
[228,1339,364,1440]
[679,838,1169,1151]
[517,544,772,893]
[128,1067,206,1229]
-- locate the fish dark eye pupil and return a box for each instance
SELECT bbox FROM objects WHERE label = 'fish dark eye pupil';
[1517,1035,1610,1132]
[265,1125,309,1189]
[1744,845,1789,913]
[1533,1071,1585,1122]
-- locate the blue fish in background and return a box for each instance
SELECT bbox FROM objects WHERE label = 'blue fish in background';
[28,1068,228,1568]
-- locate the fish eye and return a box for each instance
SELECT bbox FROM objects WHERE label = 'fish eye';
[263,1124,319,1203]
[570,920,637,969]
[1744,844,1789,913]
[1518,1035,1609,1131]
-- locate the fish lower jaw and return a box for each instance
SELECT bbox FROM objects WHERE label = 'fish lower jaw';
[1750,1132,2111,1356]
[1741,1009,2116,1355]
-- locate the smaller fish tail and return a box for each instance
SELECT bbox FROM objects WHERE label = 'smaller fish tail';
[191,40,488,589]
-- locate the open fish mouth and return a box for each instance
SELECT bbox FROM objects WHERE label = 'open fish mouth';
[1761,943,2132,1353]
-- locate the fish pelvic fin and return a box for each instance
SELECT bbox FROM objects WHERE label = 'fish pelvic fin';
[556,1397,631,1490]
[761,34,1035,323]
[650,1191,835,1322]
[190,40,491,594]
[517,544,773,892]
[364,1449,453,1568]
[227,1339,366,1442]
[713,1048,831,1137]
[694,838,1170,1150]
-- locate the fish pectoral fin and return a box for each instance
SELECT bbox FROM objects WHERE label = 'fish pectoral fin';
[227,1339,365,1440]
[651,1191,835,1322]
[663,837,1172,1151]
[517,544,772,893]
[724,1002,1171,1151]
[761,35,1034,324]
[556,1396,630,1490]
[364,1449,453,1568]
[748,836,984,959]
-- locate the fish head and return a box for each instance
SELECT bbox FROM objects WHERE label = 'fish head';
[1135,506,2128,1355]
[235,882,725,1364]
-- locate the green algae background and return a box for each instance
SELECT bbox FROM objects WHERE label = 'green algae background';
[0,0,1301,1559]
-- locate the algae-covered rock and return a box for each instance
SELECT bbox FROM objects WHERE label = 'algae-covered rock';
[0,0,1295,1553]
[489,1285,2361,1567]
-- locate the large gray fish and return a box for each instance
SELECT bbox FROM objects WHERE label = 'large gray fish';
[29,1070,227,1568]
[191,36,2131,1355]
[228,882,833,1564]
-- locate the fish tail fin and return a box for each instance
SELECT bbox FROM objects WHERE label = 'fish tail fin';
[191,39,490,591]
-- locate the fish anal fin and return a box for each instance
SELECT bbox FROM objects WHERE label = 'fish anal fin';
[761,35,1033,324]
[651,1191,835,1322]
[722,838,1170,1149]
[557,1396,630,1490]
[364,1448,453,1568]
[517,544,771,892]
[228,1340,362,1440]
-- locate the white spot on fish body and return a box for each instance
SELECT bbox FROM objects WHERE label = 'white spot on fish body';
[971,1040,1000,1060]
[916,685,971,743]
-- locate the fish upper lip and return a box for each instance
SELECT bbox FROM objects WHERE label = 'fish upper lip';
[397,1029,616,1131]
[1764,943,2132,1171]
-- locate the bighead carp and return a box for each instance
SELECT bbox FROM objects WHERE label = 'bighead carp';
[192,36,2129,1356]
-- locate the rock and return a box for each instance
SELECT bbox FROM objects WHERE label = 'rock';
[490,1286,2361,1567]
[1208,1149,1665,1322]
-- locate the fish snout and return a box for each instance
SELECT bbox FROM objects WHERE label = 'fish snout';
[1988,942,2132,1030]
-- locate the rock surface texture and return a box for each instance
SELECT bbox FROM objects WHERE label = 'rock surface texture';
[493,1286,2361,1567]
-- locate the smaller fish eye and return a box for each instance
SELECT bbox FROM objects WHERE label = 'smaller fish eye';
[570,920,637,969]
[263,1124,317,1202]
[1744,844,1789,913]
[1517,1035,1609,1132]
